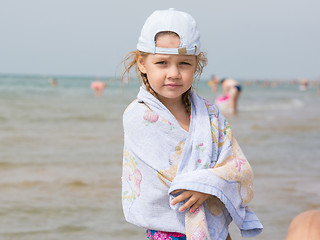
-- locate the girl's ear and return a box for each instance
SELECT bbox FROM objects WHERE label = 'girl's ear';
[136,54,147,74]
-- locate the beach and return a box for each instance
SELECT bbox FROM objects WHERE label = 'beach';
[0,75,319,240]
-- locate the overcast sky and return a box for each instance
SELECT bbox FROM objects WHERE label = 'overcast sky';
[0,0,319,79]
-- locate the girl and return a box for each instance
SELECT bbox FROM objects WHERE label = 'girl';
[121,9,263,240]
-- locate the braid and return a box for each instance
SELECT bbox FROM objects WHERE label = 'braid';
[140,72,158,98]
[182,88,192,116]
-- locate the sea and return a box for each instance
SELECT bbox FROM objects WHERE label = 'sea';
[0,74,319,240]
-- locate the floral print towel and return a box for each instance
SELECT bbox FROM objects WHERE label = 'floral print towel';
[122,87,263,240]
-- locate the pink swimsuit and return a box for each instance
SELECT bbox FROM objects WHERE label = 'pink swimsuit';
[146,229,186,240]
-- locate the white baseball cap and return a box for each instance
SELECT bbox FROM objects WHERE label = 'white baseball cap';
[137,8,201,55]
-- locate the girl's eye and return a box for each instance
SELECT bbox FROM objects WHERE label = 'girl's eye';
[181,62,191,65]
[155,61,166,65]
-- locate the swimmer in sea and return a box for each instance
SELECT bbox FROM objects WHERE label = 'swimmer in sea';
[91,81,108,96]
[49,78,58,87]
[299,78,309,91]
[211,76,242,115]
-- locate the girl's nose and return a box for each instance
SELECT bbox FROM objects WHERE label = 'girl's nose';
[167,65,181,79]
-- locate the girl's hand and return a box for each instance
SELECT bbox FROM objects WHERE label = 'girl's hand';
[170,189,210,213]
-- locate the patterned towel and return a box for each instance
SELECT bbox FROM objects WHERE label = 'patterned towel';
[122,87,263,240]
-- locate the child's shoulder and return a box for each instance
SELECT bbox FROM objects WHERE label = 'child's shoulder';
[123,99,144,129]
[123,99,152,114]
[201,97,220,118]
[123,99,152,123]
[123,99,139,114]
[123,99,158,132]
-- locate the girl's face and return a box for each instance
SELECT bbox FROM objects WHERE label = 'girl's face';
[137,34,197,105]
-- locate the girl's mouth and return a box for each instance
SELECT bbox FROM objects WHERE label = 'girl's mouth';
[165,83,181,88]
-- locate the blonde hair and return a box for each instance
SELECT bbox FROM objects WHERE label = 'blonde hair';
[121,32,207,115]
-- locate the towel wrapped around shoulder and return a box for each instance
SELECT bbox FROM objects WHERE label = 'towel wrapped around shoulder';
[122,87,263,240]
